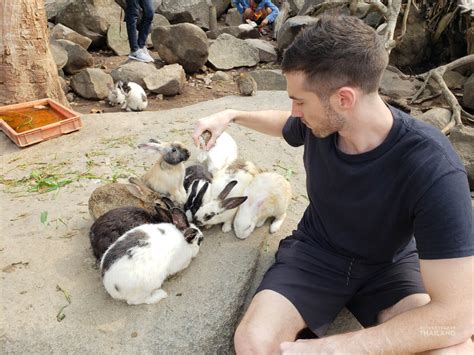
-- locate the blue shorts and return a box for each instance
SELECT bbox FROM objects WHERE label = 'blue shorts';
[256,233,426,337]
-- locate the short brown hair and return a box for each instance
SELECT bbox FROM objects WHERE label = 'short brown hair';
[282,15,389,96]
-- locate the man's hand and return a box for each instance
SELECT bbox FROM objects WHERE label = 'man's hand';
[192,109,237,150]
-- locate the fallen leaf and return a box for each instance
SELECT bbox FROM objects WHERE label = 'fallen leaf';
[90,108,104,114]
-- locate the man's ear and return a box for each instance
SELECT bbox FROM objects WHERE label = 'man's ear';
[334,87,357,109]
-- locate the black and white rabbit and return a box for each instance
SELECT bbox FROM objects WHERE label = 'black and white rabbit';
[183,164,213,222]
[121,81,148,112]
[89,200,174,260]
[107,81,126,106]
[100,208,203,305]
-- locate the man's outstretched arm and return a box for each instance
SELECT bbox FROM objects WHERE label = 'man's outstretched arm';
[281,256,474,354]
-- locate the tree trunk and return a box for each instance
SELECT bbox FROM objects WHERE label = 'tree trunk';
[0,0,69,107]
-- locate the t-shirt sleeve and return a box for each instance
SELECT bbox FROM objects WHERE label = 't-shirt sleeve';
[282,116,307,147]
[413,170,474,259]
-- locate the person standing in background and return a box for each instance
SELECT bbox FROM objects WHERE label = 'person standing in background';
[125,0,154,63]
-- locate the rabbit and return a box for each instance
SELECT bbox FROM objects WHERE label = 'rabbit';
[121,81,148,112]
[192,160,259,232]
[197,131,238,174]
[139,139,190,206]
[236,72,257,96]
[184,179,211,222]
[233,172,292,240]
[88,176,170,221]
[100,207,203,305]
[89,203,174,260]
[183,163,213,192]
[107,81,126,106]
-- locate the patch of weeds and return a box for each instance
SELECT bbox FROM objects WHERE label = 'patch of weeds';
[273,161,296,181]
[56,284,71,322]
[101,135,138,148]
[40,211,48,225]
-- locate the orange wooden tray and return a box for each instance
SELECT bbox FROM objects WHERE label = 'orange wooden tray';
[0,98,82,147]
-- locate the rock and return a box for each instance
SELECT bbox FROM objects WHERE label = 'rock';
[50,42,68,70]
[213,0,231,17]
[58,76,70,94]
[449,125,474,189]
[415,108,451,131]
[107,21,130,56]
[55,0,122,48]
[212,71,231,81]
[45,0,74,21]
[249,70,287,90]
[208,34,259,70]
[225,8,242,27]
[277,16,319,52]
[444,70,467,90]
[462,74,474,110]
[151,23,209,73]
[70,68,114,100]
[54,39,94,75]
[207,26,260,40]
[157,0,211,30]
[144,64,186,95]
[111,61,160,87]
[50,23,92,50]
[146,14,172,48]
[245,39,278,62]
[389,9,429,68]
[288,0,305,15]
[379,68,422,99]
[66,92,75,102]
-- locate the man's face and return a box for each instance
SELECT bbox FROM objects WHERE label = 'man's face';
[286,71,345,138]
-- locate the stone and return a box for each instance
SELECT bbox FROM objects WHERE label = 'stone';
[151,23,209,73]
[50,42,68,70]
[157,0,211,30]
[245,39,278,62]
[379,68,422,99]
[444,70,467,90]
[277,16,319,52]
[54,39,94,75]
[50,23,92,50]
[45,0,74,21]
[208,34,259,70]
[58,76,70,94]
[225,8,242,27]
[212,71,231,81]
[144,64,187,96]
[107,21,130,56]
[70,68,114,100]
[462,74,474,110]
[207,26,260,40]
[249,70,287,90]
[213,0,231,17]
[449,125,474,189]
[111,61,160,87]
[415,108,451,131]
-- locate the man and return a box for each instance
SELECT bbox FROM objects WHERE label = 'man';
[233,0,279,33]
[125,0,154,62]
[192,15,474,354]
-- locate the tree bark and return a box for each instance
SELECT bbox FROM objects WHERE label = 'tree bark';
[0,0,69,107]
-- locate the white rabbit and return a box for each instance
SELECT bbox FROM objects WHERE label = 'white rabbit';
[233,172,292,240]
[100,208,203,305]
[121,81,148,112]
[197,131,238,174]
[107,81,126,106]
[192,159,259,232]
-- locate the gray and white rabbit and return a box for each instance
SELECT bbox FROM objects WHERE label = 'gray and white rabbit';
[121,81,148,112]
[197,131,238,174]
[100,207,203,305]
[233,172,292,240]
[107,81,126,106]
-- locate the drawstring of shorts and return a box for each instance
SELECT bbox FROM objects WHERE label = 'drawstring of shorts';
[346,257,355,286]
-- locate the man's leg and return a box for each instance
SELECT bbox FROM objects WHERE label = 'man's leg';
[136,0,154,49]
[125,0,141,53]
[234,290,306,354]
[379,294,474,354]
[243,7,254,22]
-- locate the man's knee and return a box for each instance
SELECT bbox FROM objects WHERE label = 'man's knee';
[234,319,276,354]
[243,8,254,21]
[142,0,154,20]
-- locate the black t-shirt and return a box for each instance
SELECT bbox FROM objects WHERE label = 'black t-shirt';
[282,105,473,263]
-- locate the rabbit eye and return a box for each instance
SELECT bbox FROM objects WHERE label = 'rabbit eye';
[171,147,177,153]
[203,212,215,221]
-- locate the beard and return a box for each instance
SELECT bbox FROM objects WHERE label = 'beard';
[309,102,345,138]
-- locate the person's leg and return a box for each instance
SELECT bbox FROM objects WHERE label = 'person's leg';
[234,290,306,354]
[137,0,154,50]
[125,0,141,53]
[243,7,254,22]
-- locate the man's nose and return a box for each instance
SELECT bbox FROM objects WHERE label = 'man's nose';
[291,102,302,118]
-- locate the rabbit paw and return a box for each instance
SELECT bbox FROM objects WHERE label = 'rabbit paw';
[222,222,232,233]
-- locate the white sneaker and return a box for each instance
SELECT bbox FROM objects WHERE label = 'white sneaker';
[128,49,153,63]
[140,47,154,62]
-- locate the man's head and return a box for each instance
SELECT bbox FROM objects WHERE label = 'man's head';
[282,15,389,138]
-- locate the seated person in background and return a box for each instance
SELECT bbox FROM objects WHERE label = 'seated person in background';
[233,0,279,34]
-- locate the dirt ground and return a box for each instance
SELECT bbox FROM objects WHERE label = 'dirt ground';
[70,48,281,115]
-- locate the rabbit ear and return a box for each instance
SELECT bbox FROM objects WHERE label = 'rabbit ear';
[161,196,174,209]
[220,196,247,210]
[125,183,147,202]
[154,205,172,223]
[218,180,238,200]
[171,208,190,231]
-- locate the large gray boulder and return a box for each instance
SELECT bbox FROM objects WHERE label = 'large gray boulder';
[462,74,474,110]
[208,34,259,70]
[55,0,122,48]
[157,0,211,30]
[50,23,92,50]
[111,61,160,87]
[249,70,287,90]
[245,39,278,62]
[151,23,209,73]
[54,39,94,75]
[70,68,114,100]
[45,0,74,21]
[415,108,451,131]
[207,26,260,40]
[50,42,69,71]
[144,64,187,95]
[379,68,422,99]
[225,8,242,27]
[277,16,319,52]
[213,0,232,17]
[449,125,474,189]
[107,21,130,56]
